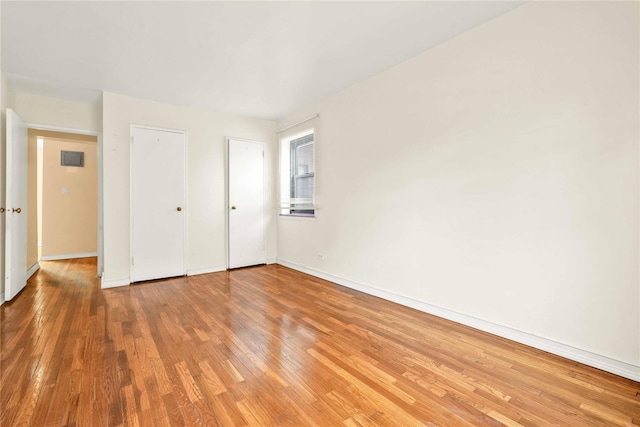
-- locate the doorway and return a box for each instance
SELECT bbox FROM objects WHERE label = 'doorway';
[4,115,102,303]
[33,131,99,265]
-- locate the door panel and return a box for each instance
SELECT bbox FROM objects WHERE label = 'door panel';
[131,127,185,282]
[5,109,28,300]
[228,138,265,269]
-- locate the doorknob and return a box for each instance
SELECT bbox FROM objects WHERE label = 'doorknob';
[177,207,182,212]
[12,208,21,213]
[0,208,4,213]
[231,206,237,210]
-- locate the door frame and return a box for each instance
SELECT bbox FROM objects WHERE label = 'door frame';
[129,124,187,283]
[226,137,266,269]
[26,123,104,277]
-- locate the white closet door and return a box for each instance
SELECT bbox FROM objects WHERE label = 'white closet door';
[4,109,28,300]
[131,127,185,282]
[228,138,265,269]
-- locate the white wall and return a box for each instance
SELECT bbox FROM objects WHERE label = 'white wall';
[12,92,102,132]
[277,1,639,378]
[102,92,276,285]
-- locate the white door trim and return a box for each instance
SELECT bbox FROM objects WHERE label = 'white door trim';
[129,124,188,283]
[26,123,101,136]
[226,137,266,269]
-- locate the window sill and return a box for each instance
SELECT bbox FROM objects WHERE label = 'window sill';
[279,214,316,221]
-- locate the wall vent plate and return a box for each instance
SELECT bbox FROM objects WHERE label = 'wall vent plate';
[61,150,84,167]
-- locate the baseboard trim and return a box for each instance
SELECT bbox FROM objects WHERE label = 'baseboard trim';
[186,265,227,276]
[27,263,41,280]
[266,258,277,265]
[101,277,130,289]
[0,292,4,306]
[40,252,98,261]
[276,258,640,382]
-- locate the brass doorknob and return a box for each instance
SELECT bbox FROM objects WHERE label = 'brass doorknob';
[0,208,5,213]
[12,208,21,213]
[231,206,237,210]
[177,207,182,212]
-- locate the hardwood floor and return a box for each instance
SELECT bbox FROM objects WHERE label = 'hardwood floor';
[1,258,639,426]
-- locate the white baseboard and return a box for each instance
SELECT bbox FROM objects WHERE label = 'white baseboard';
[186,265,227,276]
[27,263,41,280]
[101,277,130,289]
[266,258,277,265]
[0,292,4,306]
[40,252,98,261]
[276,258,640,382]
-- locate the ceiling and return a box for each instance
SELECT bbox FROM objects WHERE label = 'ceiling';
[2,1,524,120]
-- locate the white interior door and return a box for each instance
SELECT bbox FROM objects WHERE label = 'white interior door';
[5,109,28,300]
[131,126,185,282]
[228,138,265,269]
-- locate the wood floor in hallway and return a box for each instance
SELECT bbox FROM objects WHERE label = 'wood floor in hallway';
[1,258,639,426]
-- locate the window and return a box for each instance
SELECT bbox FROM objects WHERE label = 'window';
[280,130,315,216]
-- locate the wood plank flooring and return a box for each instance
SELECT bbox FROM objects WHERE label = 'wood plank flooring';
[1,257,639,426]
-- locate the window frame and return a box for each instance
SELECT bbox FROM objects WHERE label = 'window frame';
[280,129,315,217]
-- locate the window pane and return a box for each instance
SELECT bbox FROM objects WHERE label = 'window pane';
[295,142,314,175]
[294,175,314,199]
